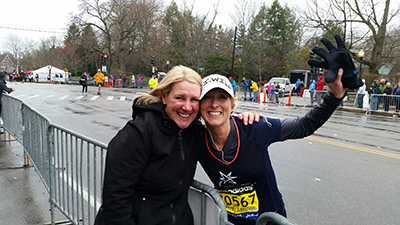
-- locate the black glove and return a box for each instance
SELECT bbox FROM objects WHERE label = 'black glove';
[308,34,363,89]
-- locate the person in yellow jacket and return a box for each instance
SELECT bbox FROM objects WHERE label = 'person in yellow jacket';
[94,69,105,95]
[250,80,259,102]
[148,74,158,90]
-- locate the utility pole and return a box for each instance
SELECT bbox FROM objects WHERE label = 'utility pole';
[230,26,237,77]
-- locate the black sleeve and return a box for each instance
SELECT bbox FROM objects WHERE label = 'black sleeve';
[101,120,151,225]
[279,91,343,141]
[0,81,12,94]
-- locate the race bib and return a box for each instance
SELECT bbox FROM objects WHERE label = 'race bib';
[218,184,259,221]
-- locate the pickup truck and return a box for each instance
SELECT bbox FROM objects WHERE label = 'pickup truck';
[267,77,295,97]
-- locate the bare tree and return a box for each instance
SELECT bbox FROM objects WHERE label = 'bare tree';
[302,0,400,74]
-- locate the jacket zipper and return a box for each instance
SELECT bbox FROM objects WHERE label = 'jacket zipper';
[177,131,184,190]
[170,202,176,224]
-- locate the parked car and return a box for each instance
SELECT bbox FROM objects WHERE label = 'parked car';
[268,77,295,97]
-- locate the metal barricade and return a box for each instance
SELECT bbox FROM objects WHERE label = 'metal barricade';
[2,95,24,142]
[1,94,234,225]
[303,90,327,106]
[369,94,400,112]
[49,124,107,225]
[256,212,297,225]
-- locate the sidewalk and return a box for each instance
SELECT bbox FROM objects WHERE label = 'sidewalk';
[0,134,52,225]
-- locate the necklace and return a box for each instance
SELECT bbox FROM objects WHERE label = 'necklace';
[205,116,240,165]
[207,128,228,162]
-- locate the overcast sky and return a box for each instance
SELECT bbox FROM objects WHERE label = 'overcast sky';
[0,0,301,53]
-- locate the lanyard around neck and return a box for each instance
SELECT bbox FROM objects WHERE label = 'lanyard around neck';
[205,116,240,165]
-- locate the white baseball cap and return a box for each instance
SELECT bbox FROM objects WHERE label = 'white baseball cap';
[200,74,234,100]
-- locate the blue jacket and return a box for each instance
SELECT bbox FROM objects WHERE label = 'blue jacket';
[295,79,301,88]
[241,81,249,91]
[309,80,316,91]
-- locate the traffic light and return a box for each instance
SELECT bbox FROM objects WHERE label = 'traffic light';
[100,55,104,63]
[104,54,108,64]
[150,56,156,66]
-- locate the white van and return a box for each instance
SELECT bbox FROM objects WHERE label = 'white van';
[268,77,294,97]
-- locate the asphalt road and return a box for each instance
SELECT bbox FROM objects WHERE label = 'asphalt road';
[5,82,400,225]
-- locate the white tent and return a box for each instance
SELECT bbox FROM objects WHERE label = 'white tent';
[31,65,71,83]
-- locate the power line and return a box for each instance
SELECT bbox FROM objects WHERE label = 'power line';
[0,24,66,34]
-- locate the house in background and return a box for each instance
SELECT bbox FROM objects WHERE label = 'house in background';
[0,54,15,72]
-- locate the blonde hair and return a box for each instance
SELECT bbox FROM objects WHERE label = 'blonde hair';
[136,65,202,105]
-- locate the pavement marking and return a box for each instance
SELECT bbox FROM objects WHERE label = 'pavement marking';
[91,96,100,100]
[15,95,25,98]
[46,95,55,98]
[60,172,101,210]
[120,96,126,101]
[60,95,70,100]
[306,136,400,160]
[76,96,84,100]
[107,96,113,101]
[28,95,40,99]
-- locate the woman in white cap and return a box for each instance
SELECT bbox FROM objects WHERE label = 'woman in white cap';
[198,69,346,224]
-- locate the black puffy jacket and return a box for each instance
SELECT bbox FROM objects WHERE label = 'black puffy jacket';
[95,101,202,225]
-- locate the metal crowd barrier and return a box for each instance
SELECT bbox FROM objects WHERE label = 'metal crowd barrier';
[369,94,400,112]
[0,94,233,225]
[302,90,328,106]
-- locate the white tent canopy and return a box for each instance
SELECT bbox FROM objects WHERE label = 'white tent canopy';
[31,65,71,83]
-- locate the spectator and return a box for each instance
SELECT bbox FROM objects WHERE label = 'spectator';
[80,72,88,93]
[295,78,301,96]
[394,82,400,112]
[250,80,259,102]
[35,73,39,82]
[110,74,115,87]
[131,74,136,88]
[357,79,366,108]
[148,74,158,90]
[383,82,393,111]
[274,81,280,103]
[94,69,105,95]
[0,71,15,126]
[309,80,316,105]
[229,76,238,97]
[139,76,144,89]
[315,75,324,105]
[241,78,249,100]
[369,80,381,110]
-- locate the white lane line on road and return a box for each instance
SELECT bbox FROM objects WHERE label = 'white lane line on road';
[60,172,101,211]
[15,95,25,98]
[76,96,84,100]
[60,95,70,100]
[120,96,126,101]
[107,96,113,101]
[46,95,55,98]
[29,95,40,99]
[91,96,100,100]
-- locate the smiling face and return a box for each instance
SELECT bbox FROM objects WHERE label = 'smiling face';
[161,81,201,129]
[200,88,234,129]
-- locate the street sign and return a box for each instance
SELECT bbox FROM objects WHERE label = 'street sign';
[102,66,107,72]
[63,68,68,72]
[199,67,204,71]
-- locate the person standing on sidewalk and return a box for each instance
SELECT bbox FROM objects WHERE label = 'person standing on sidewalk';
[309,80,316,105]
[0,71,15,131]
[94,69,105,95]
[394,82,400,112]
[148,74,158,90]
[357,79,366,108]
[315,75,324,105]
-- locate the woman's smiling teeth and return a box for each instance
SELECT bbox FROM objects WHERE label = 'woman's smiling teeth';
[178,113,190,118]
[209,112,221,116]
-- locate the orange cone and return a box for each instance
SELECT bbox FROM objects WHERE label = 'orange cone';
[288,87,292,105]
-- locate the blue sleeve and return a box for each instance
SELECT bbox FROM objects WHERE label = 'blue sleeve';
[234,116,281,147]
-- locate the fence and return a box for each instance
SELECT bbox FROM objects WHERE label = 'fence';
[1,94,294,225]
